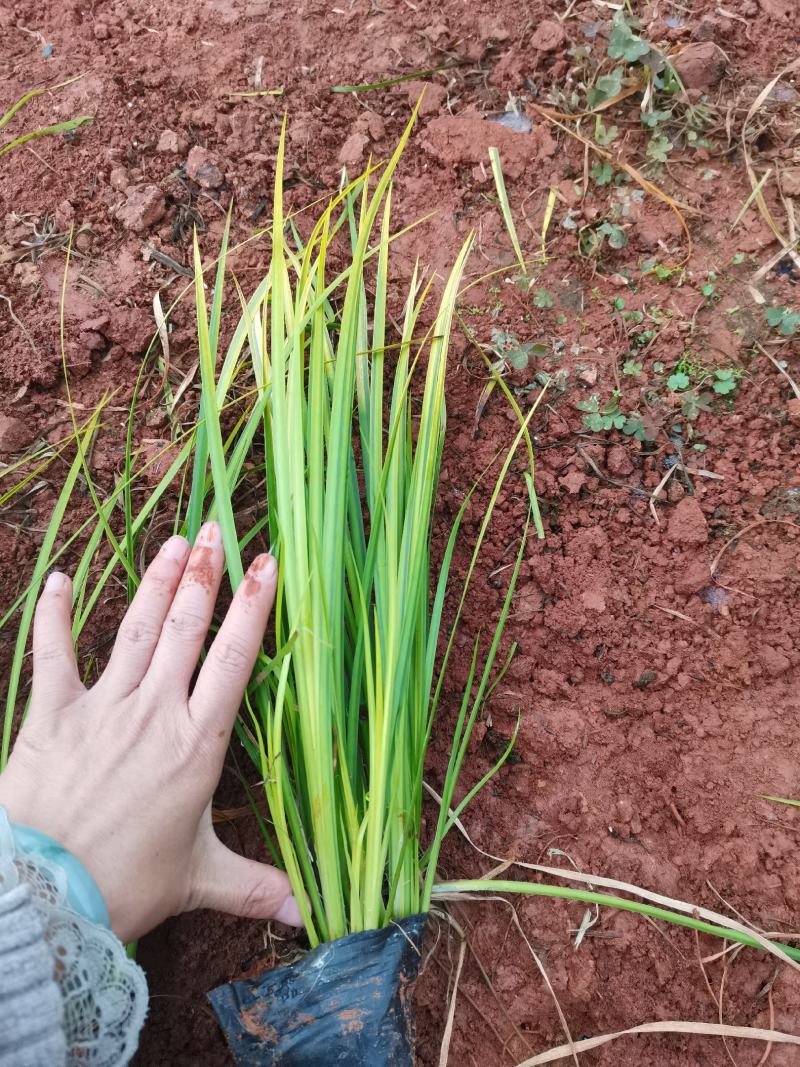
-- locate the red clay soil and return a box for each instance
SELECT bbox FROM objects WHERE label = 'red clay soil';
[2,0,800,1064]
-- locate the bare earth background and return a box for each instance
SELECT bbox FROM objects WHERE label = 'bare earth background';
[1,0,799,1063]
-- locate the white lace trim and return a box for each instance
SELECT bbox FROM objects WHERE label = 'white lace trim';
[0,810,147,1066]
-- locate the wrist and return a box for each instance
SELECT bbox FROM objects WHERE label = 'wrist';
[7,816,111,928]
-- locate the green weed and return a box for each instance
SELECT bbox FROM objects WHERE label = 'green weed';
[576,392,655,440]
[608,11,651,62]
[579,219,627,257]
[765,306,800,337]
[591,161,614,186]
[490,329,547,371]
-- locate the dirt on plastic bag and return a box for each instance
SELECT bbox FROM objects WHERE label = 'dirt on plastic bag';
[208,913,427,1066]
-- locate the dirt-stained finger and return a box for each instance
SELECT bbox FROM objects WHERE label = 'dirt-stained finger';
[188,553,277,738]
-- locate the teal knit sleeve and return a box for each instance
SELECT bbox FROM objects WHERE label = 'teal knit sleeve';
[0,808,147,1066]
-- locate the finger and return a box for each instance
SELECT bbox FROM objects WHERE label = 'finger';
[31,572,83,705]
[189,553,277,734]
[100,535,190,698]
[144,521,223,696]
[190,832,302,926]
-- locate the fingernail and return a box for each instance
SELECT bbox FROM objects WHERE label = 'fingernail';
[161,535,190,560]
[45,571,68,592]
[198,521,221,546]
[275,894,304,928]
[250,554,277,581]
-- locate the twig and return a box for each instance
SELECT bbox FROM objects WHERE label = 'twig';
[649,464,676,523]
[0,293,37,354]
[756,341,800,401]
[144,244,193,277]
[669,802,686,829]
[710,519,800,578]
[694,929,721,1011]
[705,881,770,937]
[430,928,514,1061]
[719,950,743,1067]
[25,143,58,174]
[453,907,535,1058]
[648,461,722,524]
[513,1020,800,1065]
[653,603,721,640]
[575,444,650,498]
[740,58,800,282]
[748,239,800,303]
[755,986,775,1067]
[438,918,467,1067]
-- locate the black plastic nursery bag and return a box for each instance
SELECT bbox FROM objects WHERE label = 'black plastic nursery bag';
[208,913,427,1066]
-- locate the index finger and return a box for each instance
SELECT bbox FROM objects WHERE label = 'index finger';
[31,572,83,706]
[188,553,277,735]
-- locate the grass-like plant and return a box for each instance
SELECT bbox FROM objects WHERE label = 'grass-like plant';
[1,77,92,159]
[188,115,535,943]
[3,113,800,981]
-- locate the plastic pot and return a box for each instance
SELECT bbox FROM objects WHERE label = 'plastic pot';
[208,913,427,1066]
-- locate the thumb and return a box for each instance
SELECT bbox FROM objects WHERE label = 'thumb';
[189,833,303,927]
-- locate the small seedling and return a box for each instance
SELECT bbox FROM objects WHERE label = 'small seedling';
[667,370,690,391]
[607,10,650,62]
[661,352,740,420]
[646,133,672,164]
[623,359,643,376]
[712,368,739,395]
[561,208,578,231]
[1,78,92,159]
[579,220,627,257]
[701,273,720,304]
[594,117,618,146]
[591,161,614,186]
[490,328,547,371]
[533,288,554,309]
[622,412,657,441]
[587,67,624,109]
[576,392,626,431]
[576,392,655,440]
[604,223,628,250]
[681,390,713,421]
[765,306,800,337]
[642,109,671,129]
[589,13,717,174]
[641,259,684,284]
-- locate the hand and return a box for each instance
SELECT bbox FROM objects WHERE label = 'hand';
[0,521,301,942]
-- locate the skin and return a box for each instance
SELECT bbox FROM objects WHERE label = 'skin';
[0,520,302,942]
